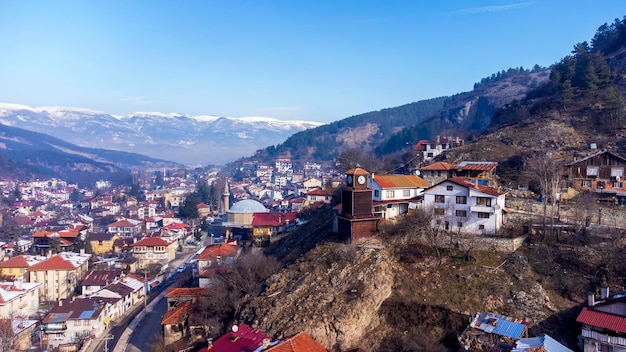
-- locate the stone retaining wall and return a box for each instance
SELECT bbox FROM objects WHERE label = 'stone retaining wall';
[424,233,527,253]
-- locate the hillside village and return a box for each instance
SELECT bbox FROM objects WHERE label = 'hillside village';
[0,133,625,352]
[0,14,625,352]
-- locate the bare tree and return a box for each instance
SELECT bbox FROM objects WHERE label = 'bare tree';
[527,152,564,241]
[335,148,377,173]
[0,317,17,352]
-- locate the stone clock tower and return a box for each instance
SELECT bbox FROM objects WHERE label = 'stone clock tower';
[337,167,378,241]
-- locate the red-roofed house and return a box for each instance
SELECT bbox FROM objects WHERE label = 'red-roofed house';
[29,252,91,302]
[251,212,297,239]
[196,243,242,272]
[305,188,334,205]
[131,237,177,269]
[164,287,209,310]
[200,324,269,352]
[419,161,498,187]
[578,289,626,352]
[32,230,80,254]
[371,174,430,220]
[161,222,189,242]
[266,332,328,352]
[0,255,45,282]
[413,136,464,162]
[423,177,506,235]
[107,218,142,238]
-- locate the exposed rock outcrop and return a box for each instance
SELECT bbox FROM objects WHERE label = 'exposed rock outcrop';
[239,239,395,351]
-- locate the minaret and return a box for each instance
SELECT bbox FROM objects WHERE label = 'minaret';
[222,181,230,214]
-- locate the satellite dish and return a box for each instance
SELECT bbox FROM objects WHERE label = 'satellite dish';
[231,325,239,333]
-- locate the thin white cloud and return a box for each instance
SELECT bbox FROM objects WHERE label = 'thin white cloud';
[120,96,152,105]
[458,2,534,14]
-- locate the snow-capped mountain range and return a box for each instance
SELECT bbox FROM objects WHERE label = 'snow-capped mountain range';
[0,102,323,164]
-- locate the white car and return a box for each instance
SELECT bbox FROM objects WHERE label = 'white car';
[176,265,186,272]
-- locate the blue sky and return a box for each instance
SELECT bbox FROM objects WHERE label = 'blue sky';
[0,1,624,123]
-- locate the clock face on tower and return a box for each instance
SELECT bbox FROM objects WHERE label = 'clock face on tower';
[357,175,366,184]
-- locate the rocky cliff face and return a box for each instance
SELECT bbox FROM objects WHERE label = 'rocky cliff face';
[239,239,395,351]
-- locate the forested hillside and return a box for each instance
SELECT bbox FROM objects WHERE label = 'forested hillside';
[247,64,549,168]
[443,15,626,187]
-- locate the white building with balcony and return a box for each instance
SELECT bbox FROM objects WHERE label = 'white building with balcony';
[422,177,506,234]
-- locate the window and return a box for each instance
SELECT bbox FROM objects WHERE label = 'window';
[437,171,442,177]
[386,190,395,198]
[611,167,624,177]
[587,166,599,176]
[457,222,463,228]
[456,196,467,204]
[374,190,380,197]
[476,197,491,206]
[614,182,623,188]
[479,225,485,230]
[478,212,490,219]
[581,180,591,187]
[455,210,467,217]
[434,208,445,215]
[403,189,411,197]
[434,195,445,203]
[446,185,453,191]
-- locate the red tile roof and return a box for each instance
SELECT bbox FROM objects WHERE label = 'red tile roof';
[251,212,297,227]
[420,162,453,171]
[266,332,328,352]
[161,301,193,325]
[577,306,626,333]
[163,223,187,229]
[197,243,241,261]
[164,287,209,298]
[454,161,498,171]
[33,230,79,238]
[445,177,505,197]
[373,174,429,189]
[108,219,138,227]
[201,324,269,352]
[132,237,172,247]
[0,255,35,268]
[306,188,332,196]
[29,255,77,271]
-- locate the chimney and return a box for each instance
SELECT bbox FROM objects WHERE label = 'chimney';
[58,299,63,307]
[600,287,610,300]
[47,250,52,259]
[588,292,595,307]
[80,248,85,256]
[15,276,23,290]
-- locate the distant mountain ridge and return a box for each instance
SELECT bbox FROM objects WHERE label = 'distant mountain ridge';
[0,123,176,183]
[0,103,323,165]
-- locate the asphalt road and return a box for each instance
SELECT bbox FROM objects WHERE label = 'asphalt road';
[126,297,168,351]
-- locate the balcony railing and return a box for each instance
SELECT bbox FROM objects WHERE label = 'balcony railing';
[582,328,626,347]
[470,205,495,213]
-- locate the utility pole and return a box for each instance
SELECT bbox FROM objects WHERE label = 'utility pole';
[144,270,148,311]
[103,334,114,352]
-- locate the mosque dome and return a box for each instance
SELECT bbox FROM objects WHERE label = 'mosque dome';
[227,199,268,214]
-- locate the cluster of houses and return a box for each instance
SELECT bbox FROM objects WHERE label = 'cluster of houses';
[0,144,625,350]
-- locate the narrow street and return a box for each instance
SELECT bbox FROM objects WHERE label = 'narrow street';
[125,298,168,351]
[86,249,198,352]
